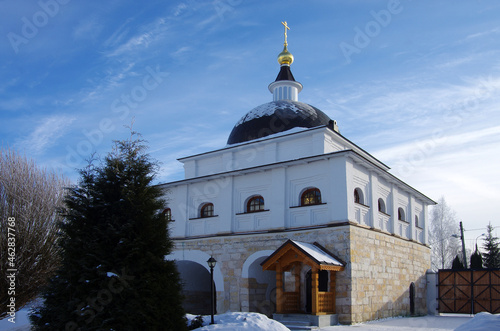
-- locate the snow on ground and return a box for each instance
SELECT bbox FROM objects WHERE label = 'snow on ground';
[454,312,500,331]
[319,314,485,331]
[2,310,498,330]
[187,312,290,330]
[0,307,31,331]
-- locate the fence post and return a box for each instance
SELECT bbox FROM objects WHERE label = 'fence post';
[426,269,438,315]
[470,269,474,315]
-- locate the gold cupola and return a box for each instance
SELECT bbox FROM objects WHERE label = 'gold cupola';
[269,21,302,101]
[278,44,294,66]
[277,21,294,66]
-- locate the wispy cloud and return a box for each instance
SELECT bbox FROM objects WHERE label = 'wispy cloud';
[73,16,103,41]
[79,62,137,103]
[104,17,169,58]
[465,27,500,40]
[435,56,474,69]
[370,124,500,228]
[15,115,76,155]
[373,125,500,170]
[103,18,134,48]
[0,97,28,111]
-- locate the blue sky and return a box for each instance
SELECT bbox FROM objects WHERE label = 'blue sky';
[1,0,499,248]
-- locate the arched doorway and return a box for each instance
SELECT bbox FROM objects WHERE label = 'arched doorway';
[247,256,276,316]
[410,282,416,316]
[176,260,216,315]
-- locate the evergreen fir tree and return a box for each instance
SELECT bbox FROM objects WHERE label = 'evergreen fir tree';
[470,244,483,270]
[451,255,465,270]
[482,222,500,269]
[31,133,187,331]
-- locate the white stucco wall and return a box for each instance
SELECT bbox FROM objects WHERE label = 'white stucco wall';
[161,128,432,244]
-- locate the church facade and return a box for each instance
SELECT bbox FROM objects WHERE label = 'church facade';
[160,25,434,325]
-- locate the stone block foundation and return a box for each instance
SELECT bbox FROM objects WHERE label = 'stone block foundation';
[171,223,430,324]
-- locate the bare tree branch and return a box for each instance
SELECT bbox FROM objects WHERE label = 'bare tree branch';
[428,197,461,270]
[0,148,69,317]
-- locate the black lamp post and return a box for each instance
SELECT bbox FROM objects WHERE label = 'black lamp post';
[207,256,217,325]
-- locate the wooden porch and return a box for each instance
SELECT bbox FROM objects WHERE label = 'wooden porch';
[261,240,345,316]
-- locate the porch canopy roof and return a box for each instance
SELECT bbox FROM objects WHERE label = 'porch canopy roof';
[261,239,345,272]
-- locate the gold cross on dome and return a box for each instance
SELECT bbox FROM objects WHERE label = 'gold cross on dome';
[281,21,290,44]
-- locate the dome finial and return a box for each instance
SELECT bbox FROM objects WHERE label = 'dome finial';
[278,21,294,66]
[282,21,290,45]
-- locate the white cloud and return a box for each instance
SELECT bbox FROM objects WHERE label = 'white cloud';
[73,16,103,41]
[0,97,27,111]
[105,17,169,58]
[374,125,500,177]
[103,18,134,48]
[465,27,500,41]
[371,124,500,243]
[15,115,76,156]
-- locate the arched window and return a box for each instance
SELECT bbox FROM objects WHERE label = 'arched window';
[162,208,172,221]
[301,188,322,206]
[247,196,265,213]
[398,207,405,222]
[378,198,386,213]
[354,188,364,204]
[415,215,419,228]
[200,203,214,218]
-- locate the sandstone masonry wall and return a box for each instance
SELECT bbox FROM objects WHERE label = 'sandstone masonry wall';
[348,226,431,323]
[172,223,430,324]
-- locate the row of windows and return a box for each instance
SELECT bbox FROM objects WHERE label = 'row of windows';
[163,187,324,220]
[162,202,216,221]
[354,188,420,228]
[163,187,420,227]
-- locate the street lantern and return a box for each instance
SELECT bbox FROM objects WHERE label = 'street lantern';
[207,256,217,268]
[207,256,217,324]
[475,233,485,248]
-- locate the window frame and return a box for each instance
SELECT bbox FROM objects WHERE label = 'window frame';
[354,188,364,205]
[162,208,172,221]
[247,195,265,213]
[378,198,386,213]
[398,207,406,222]
[200,203,214,218]
[300,188,322,206]
[354,189,360,204]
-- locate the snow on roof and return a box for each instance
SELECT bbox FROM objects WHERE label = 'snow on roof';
[235,100,320,126]
[292,240,343,266]
[224,126,309,148]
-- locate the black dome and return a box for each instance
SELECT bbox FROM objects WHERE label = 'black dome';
[227,100,332,145]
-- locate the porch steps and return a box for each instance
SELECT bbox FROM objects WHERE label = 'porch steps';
[274,315,318,330]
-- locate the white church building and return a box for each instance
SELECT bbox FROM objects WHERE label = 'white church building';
[160,24,434,325]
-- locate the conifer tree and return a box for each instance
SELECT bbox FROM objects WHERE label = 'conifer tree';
[482,222,500,269]
[451,255,465,270]
[31,133,187,331]
[470,245,483,270]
